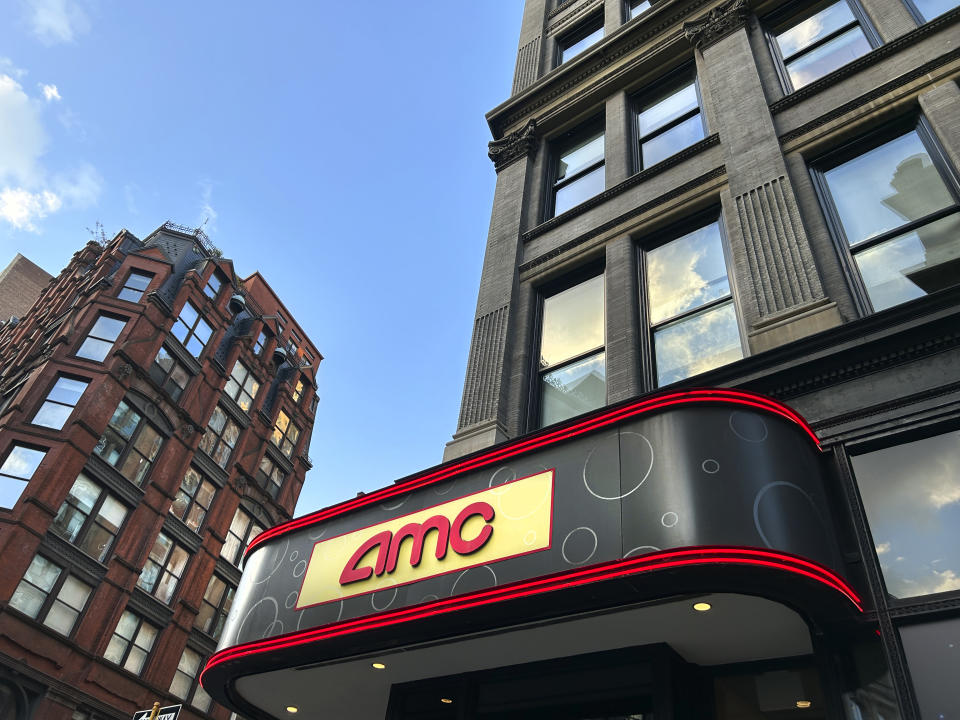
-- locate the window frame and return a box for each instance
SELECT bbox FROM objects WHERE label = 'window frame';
[198,405,242,470]
[631,67,706,173]
[195,573,236,640]
[270,409,301,459]
[626,0,657,20]
[639,212,746,388]
[222,506,265,566]
[901,0,959,22]
[51,472,129,563]
[546,116,606,221]
[94,399,165,487]
[170,466,217,533]
[253,329,269,356]
[763,0,881,95]
[169,646,213,712]
[555,14,604,67]
[116,270,154,303]
[204,270,224,301]
[103,609,159,675]
[30,374,90,430]
[808,114,960,317]
[171,301,213,359]
[225,359,261,413]
[0,443,47,510]
[136,531,190,604]
[8,554,93,638]
[529,264,607,430]
[256,453,286,499]
[75,313,127,363]
[149,345,192,401]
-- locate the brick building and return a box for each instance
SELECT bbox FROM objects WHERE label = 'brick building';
[0,255,52,327]
[0,222,321,720]
[203,0,959,718]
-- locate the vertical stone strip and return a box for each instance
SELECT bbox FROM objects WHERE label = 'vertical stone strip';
[512,36,542,96]
[458,306,509,429]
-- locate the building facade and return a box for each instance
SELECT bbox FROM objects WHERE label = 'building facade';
[0,255,52,327]
[205,0,959,718]
[0,223,321,720]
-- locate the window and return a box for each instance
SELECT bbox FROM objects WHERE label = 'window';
[538,274,606,427]
[768,0,874,92]
[171,302,213,358]
[271,410,300,459]
[557,17,603,65]
[117,271,153,303]
[253,329,268,356]
[905,0,958,20]
[629,0,659,19]
[195,574,236,640]
[103,610,158,674]
[310,394,319,414]
[0,444,45,509]
[222,507,264,566]
[170,467,216,532]
[94,400,163,486]
[9,555,92,636]
[31,376,89,429]
[225,360,260,412]
[645,220,742,386]
[149,346,190,401]
[292,379,304,404]
[550,122,605,218]
[635,74,705,170]
[199,406,241,469]
[814,123,960,312]
[169,647,212,712]
[137,531,189,604]
[52,473,128,562]
[257,455,286,499]
[76,314,126,362]
[204,271,223,300]
[850,428,960,599]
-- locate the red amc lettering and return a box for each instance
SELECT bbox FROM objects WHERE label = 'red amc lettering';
[339,501,496,586]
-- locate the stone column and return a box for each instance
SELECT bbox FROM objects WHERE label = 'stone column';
[684,0,842,353]
[919,81,960,169]
[605,91,633,187]
[512,0,549,96]
[605,234,643,404]
[445,122,539,462]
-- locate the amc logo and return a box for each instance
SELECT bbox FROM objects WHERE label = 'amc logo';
[296,470,555,609]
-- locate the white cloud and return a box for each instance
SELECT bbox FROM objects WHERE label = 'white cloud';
[0,58,27,80]
[198,179,218,235]
[0,187,61,231]
[41,83,61,102]
[53,163,101,208]
[0,73,48,186]
[875,542,891,555]
[25,0,91,45]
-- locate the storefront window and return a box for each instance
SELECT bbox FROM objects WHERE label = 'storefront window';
[850,429,960,599]
[900,617,960,720]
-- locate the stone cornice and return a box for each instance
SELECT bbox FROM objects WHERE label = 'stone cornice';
[488,119,538,173]
[682,0,750,51]
[547,0,604,36]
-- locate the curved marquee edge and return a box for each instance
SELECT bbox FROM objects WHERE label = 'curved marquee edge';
[201,546,861,695]
[245,389,821,559]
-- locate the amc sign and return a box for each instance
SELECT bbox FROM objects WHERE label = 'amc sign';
[296,470,555,609]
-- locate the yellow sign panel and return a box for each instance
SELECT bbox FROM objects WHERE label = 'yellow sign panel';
[296,470,555,609]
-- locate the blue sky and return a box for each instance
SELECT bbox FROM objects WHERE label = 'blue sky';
[0,0,524,513]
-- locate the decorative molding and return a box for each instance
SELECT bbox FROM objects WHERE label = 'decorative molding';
[512,36,542,96]
[488,119,538,172]
[549,0,579,19]
[491,0,715,137]
[458,306,509,430]
[682,0,750,51]
[778,46,960,144]
[524,134,720,241]
[547,0,603,36]
[520,165,727,273]
[770,7,960,114]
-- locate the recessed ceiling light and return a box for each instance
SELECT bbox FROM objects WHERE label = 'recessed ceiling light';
[372,662,386,670]
[440,698,453,704]
[693,602,712,612]
[796,700,812,709]
[286,707,299,714]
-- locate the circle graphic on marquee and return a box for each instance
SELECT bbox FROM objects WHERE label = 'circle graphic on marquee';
[297,600,343,630]
[289,550,299,562]
[729,411,769,443]
[661,512,679,528]
[381,495,408,511]
[584,432,653,500]
[253,538,290,585]
[238,596,279,643]
[451,565,498,596]
[753,481,829,553]
[702,459,720,474]
[562,527,598,565]
[489,466,517,488]
[285,591,298,609]
[419,594,440,604]
[524,530,537,546]
[624,545,661,558]
[293,560,307,578]
[371,586,399,611]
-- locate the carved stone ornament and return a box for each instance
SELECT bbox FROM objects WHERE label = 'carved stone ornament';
[683,0,751,51]
[179,422,195,438]
[488,119,538,172]
[117,363,133,379]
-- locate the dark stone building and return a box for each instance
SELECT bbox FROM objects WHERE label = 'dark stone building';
[204,0,960,717]
[0,223,321,720]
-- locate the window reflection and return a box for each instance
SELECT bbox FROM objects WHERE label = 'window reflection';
[850,429,960,598]
[911,0,958,20]
[900,618,960,719]
[551,125,605,218]
[635,78,704,171]
[559,22,603,65]
[819,128,960,311]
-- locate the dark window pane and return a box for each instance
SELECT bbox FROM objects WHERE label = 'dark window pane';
[560,25,603,64]
[776,1,857,57]
[540,275,605,369]
[647,223,730,324]
[900,618,960,719]
[541,352,606,426]
[854,213,960,311]
[653,301,742,386]
[851,430,960,598]
[640,113,705,167]
[785,26,871,89]
[554,165,605,216]
[825,131,956,246]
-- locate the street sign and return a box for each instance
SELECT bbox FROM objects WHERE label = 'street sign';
[132,705,181,720]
